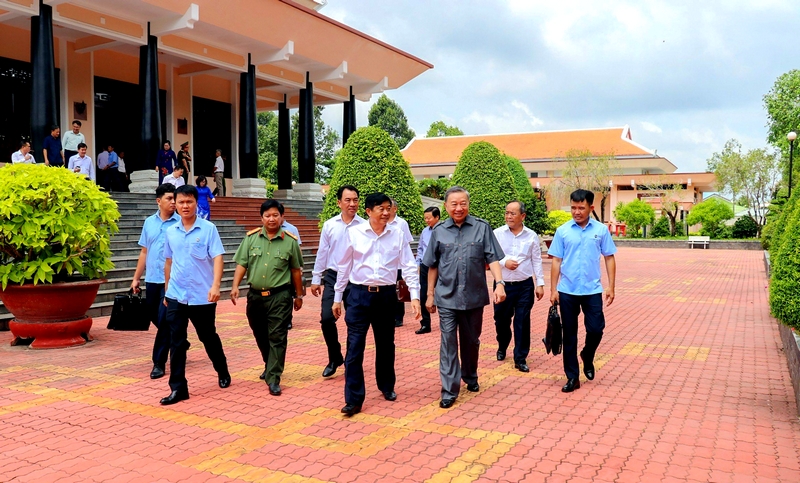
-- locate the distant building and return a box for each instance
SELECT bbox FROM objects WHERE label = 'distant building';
[403,125,715,222]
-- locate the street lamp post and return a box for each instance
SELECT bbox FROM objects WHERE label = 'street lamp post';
[789,131,797,198]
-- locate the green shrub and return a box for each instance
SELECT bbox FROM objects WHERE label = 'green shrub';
[686,197,734,239]
[320,126,424,233]
[768,189,799,256]
[0,164,119,289]
[417,177,451,200]
[769,196,800,329]
[650,216,672,238]
[731,215,759,239]
[451,142,517,228]
[544,210,572,236]
[505,155,549,234]
[614,199,655,237]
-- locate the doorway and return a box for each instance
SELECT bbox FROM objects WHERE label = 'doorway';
[192,96,232,179]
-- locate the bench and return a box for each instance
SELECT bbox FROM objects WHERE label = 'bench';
[688,236,710,249]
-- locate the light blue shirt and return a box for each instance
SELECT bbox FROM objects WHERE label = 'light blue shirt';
[281,221,302,245]
[138,211,181,284]
[548,218,616,295]
[416,226,433,265]
[164,217,225,305]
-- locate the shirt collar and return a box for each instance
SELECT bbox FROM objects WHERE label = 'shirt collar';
[261,227,285,240]
[444,215,475,228]
[569,218,595,230]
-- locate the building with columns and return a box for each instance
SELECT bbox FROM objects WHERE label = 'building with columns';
[0,0,432,198]
[403,126,715,223]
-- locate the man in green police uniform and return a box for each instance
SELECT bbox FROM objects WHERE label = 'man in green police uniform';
[231,199,304,396]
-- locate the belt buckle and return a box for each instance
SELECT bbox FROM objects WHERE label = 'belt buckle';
[367,286,379,293]
[261,290,271,297]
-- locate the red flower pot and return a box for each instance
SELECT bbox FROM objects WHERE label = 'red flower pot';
[1,279,105,349]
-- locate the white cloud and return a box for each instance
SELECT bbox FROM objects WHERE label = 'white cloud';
[462,101,544,134]
[640,121,663,134]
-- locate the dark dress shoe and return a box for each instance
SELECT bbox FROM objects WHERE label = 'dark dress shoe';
[581,352,595,380]
[466,383,480,392]
[415,327,431,334]
[439,398,456,409]
[259,369,267,380]
[268,382,281,396]
[218,374,231,389]
[515,362,530,373]
[341,404,361,416]
[562,378,581,393]
[382,391,397,401]
[150,364,165,379]
[160,389,189,405]
[496,350,506,361]
[322,359,343,378]
[287,322,293,330]
[395,320,403,327]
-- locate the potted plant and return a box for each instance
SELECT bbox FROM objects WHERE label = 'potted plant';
[0,163,119,348]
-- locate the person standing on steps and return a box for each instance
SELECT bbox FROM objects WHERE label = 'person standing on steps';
[309,185,364,378]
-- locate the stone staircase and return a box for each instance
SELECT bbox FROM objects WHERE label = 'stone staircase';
[0,192,323,329]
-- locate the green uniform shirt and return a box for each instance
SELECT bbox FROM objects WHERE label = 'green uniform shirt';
[233,227,303,290]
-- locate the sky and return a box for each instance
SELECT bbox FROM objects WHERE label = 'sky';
[316,0,799,173]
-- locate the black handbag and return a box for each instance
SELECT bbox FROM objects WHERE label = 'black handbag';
[543,303,562,356]
[107,290,150,331]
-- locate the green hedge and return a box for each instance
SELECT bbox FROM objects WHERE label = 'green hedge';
[768,189,799,257]
[417,177,451,200]
[451,142,517,228]
[544,210,572,236]
[504,155,549,234]
[320,126,424,233]
[769,194,800,329]
[650,216,672,238]
[731,215,759,239]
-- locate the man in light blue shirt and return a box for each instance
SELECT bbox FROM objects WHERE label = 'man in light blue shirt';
[161,185,231,405]
[131,183,180,380]
[549,189,617,393]
[415,206,440,334]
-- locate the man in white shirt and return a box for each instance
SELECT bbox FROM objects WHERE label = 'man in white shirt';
[67,143,95,182]
[415,206,440,334]
[493,200,545,373]
[332,193,421,416]
[62,120,85,162]
[162,166,186,187]
[310,185,364,377]
[388,199,414,328]
[11,141,34,164]
[213,149,225,196]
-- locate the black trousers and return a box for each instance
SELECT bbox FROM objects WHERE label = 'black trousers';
[246,290,291,384]
[493,278,534,364]
[560,292,605,380]
[419,265,431,329]
[64,150,77,163]
[166,298,229,392]
[145,282,170,367]
[395,269,405,324]
[343,285,397,405]
[321,269,346,365]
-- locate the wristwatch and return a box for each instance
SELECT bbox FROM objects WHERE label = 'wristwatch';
[496,280,506,286]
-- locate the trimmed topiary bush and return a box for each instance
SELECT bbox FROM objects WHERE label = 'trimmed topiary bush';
[321,126,424,233]
[769,195,800,329]
[451,142,517,228]
[0,163,119,289]
[614,199,655,237]
[544,210,572,236]
[650,216,672,238]
[768,189,799,257]
[505,155,549,235]
[731,215,759,239]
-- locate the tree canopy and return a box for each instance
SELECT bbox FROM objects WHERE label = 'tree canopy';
[451,142,517,228]
[553,149,619,222]
[686,197,734,238]
[764,70,800,151]
[367,94,416,149]
[426,121,464,138]
[614,199,655,237]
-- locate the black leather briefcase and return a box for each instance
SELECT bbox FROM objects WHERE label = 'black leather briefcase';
[107,290,150,331]
[543,303,562,356]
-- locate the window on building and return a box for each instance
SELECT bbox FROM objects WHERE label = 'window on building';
[530,172,538,178]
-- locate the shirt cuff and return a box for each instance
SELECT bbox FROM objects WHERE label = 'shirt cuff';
[536,278,545,287]
[311,275,322,285]
[409,289,420,301]
[334,292,343,303]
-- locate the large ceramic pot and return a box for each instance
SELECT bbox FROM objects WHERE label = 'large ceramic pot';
[1,279,105,349]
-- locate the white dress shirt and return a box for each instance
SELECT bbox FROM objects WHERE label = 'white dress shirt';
[334,222,420,303]
[311,213,365,285]
[118,158,126,173]
[389,215,413,244]
[62,131,84,151]
[214,156,224,173]
[494,225,545,285]
[11,150,34,164]
[68,154,96,182]
[162,173,185,187]
[416,225,433,266]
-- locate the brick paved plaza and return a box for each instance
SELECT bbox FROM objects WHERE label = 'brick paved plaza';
[1,247,799,482]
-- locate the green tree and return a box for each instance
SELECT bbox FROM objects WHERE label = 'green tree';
[426,121,464,138]
[644,177,686,236]
[320,126,424,233]
[544,210,572,236]
[553,149,619,222]
[417,177,451,199]
[367,94,415,149]
[764,70,800,189]
[769,195,800,329]
[614,199,655,237]
[505,155,549,234]
[686,197,734,239]
[451,142,517,228]
[650,216,672,238]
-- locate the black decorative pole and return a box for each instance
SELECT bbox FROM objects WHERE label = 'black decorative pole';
[30,0,58,165]
[297,72,315,184]
[342,96,351,146]
[238,55,258,179]
[277,98,291,190]
[788,132,796,198]
[342,86,357,145]
[139,25,162,171]
[348,87,356,136]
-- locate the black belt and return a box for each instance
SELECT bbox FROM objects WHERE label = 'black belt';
[249,284,292,297]
[504,277,533,286]
[351,283,395,293]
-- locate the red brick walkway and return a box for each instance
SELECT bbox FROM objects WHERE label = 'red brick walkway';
[1,247,798,482]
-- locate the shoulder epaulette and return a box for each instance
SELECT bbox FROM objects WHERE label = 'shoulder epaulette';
[285,231,298,241]
[474,217,492,226]
[246,227,261,236]
[432,220,445,229]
